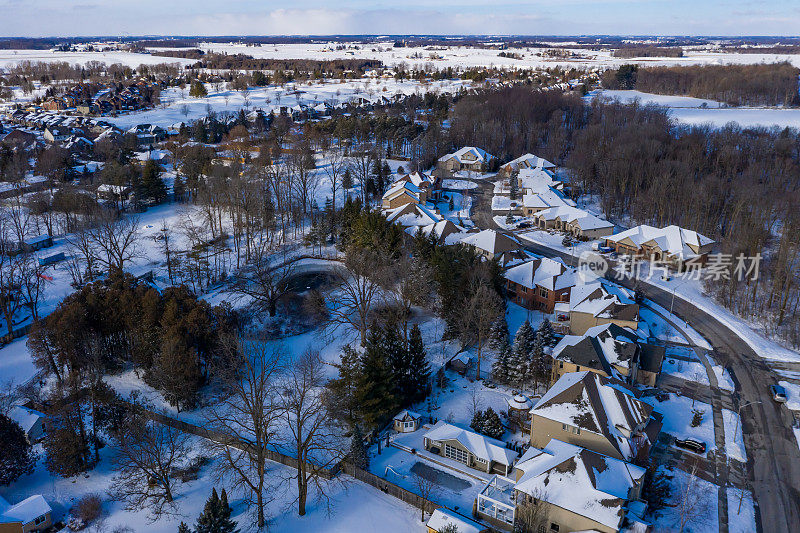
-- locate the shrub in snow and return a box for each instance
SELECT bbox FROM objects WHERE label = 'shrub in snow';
[691,408,705,427]
[73,493,103,524]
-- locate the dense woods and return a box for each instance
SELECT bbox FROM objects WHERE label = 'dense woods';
[612,46,683,58]
[444,86,800,345]
[602,62,800,106]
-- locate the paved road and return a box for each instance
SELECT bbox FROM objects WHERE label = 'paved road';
[515,235,800,533]
[468,185,800,532]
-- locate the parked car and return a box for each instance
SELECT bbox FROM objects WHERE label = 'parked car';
[770,384,788,403]
[517,221,531,229]
[674,438,707,454]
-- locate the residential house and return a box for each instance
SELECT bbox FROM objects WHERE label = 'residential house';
[0,494,52,533]
[8,405,47,443]
[461,229,526,264]
[550,323,664,386]
[0,129,37,151]
[393,410,423,433]
[382,181,424,210]
[604,225,715,270]
[394,171,439,200]
[528,371,662,463]
[533,206,614,240]
[20,235,53,253]
[385,202,443,231]
[426,508,487,533]
[498,153,556,178]
[406,219,465,245]
[437,147,496,176]
[503,257,578,313]
[476,439,646,533]
[423,421,518,475]
[568,281,640,335]
[42,126,70,143]
[447,352,472,375]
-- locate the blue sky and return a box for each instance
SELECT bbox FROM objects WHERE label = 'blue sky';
[1,0,798,37]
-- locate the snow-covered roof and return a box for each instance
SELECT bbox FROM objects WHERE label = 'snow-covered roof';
[0,494,51,525]
[399,171,434,188]
[461,229,519,255]
[507,394,533,410]
[393,409,422,421]
[424,421,517,466]
[551,323,640,373]
[502,153,555,171]
[426,508,485,533]
[406,219,465,244]
[530,372,654,461]
[522,188,576,210]
[517,167,562,192]
[511,439,645,529]
[534,206,613,231]
[606,224,714,259]
[385,202,443,228]
[569,281,638,321]
[503,257,579,292]
[438,146,495,164]
[8,405,46,434]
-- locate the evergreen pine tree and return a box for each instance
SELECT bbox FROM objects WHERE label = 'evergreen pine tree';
[407,324,431,403]
[216,488,238,533]
[511,320,535,388]
[470,409,486,434]
[529,333,547,393]
[178,522,192,533]
[538,318,557,347]
[491,342,513,385]
[349,424,369,469]
[481,407,505,439]
[0,414,37,486]
[384,321,412,405]
[141,159,167,204]
[356,324,399,427]
[488,316,509,350]
[330,345,361,423]
[195,488,220,533]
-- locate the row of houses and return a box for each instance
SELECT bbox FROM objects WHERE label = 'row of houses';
[413,369,660,533]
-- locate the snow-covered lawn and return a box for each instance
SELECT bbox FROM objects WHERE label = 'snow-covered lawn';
[644,394,716,452]
[706,354,735,392]
[727,487,757,533]
[777,380,800,411]
[639,307,684,343]
[0,337,38,387]
[441,179,479,190]
[662,357,710,386]
[650,467,719,533]
[0,438,421,533]
[722,409,747,463]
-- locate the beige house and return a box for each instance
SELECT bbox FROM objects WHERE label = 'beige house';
[426,508,487,533]
[381,181,425,210]
[392,410,423,433]
[498,153,556,178]
[529,371,662,463]
[568,282,640,335]
[406,219,465,245]
[461,229,524,263]
[0,495,52,533]
[549,323,665,387]
[604,224,715,270]
[385,203,443,231]
[437,147,496,176]
[423,421,517,475]
[476,439,646,533]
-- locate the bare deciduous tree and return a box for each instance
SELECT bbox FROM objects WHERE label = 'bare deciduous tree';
[110,404,188,520]
[461,283,505,380]
[411,471,439,522]
[328,248,385,346]
[206,337,284,529]
[90,213,140,274]
[280,349,347,516]
[514,488,553,533]
[232,242,295,317]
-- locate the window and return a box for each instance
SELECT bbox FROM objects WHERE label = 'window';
[550,524,560,532]
[444,444,469,464]
[573,427,581,435]
[538,526,546,533]
[404,421,415,429]
[539,287,549,298]
[575,365,580,371]
[562,423,569,431]
[34,515,47,525]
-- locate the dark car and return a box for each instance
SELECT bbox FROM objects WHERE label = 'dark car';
[674,438,706,454]
[517,221,531,229]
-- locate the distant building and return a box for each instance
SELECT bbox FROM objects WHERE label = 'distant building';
[604,224,715,270]
[0,494,52,533]
[8,405,47,443]
[437,147,496,176]
[423,421,517,475]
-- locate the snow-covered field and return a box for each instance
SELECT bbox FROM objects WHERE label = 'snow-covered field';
[0,49,195,69]
[0,439,421,533]
[594,89,800,129]
[651,467,719,533]
[101,77,473,130]
[727,487,757,533]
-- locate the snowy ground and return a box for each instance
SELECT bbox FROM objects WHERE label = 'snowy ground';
[722,409,747,463]
[639,307,684,343]
[651,467,719,533]
[441,179,479,190]
[100,78,473,130]
[644,394,716,453]
[0,438,422,533]
[726,487,757,533]
[0,337,39,388]
[593,89,800,129]
[706,354,736,392]
[662,353,710,387]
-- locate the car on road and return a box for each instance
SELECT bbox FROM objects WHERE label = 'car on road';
[517,221,531,229]
[674,438,707,454]
[770,384,788,403]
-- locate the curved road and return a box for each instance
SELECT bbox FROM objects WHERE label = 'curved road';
[468,181,800,532]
